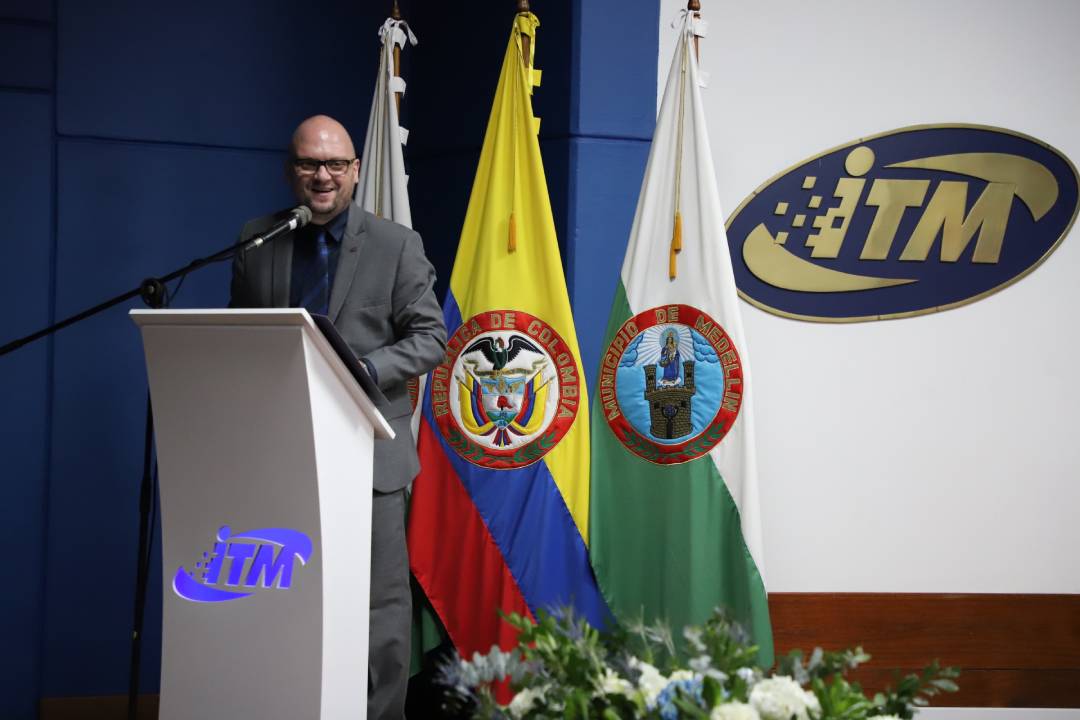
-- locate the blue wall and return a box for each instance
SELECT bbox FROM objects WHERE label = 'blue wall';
[0,1,656,715]
[567,1,658,389]
[0,5,54,718]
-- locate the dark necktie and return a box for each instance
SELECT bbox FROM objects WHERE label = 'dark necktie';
[297,229,330,316]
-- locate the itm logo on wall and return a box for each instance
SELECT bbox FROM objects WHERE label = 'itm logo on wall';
[726,125,1079,321]
[172,526,313,603]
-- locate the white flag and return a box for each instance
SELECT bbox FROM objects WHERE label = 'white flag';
[357,18,417,228]
[357,18,427,442]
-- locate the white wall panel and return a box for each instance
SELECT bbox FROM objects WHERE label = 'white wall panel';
[657,0,1080,593]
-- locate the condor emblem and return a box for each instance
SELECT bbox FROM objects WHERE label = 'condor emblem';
[431,310,580,469]
[726,124,1079,321]
[600,304,742,465]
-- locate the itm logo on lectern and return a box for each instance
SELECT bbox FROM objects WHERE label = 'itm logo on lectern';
[726,124,1079,321]
[172,526,314,603]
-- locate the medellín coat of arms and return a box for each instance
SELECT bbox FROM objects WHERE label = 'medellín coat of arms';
[598,304,743,464]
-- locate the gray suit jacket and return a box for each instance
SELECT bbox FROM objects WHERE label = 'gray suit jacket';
[229,205,447,492]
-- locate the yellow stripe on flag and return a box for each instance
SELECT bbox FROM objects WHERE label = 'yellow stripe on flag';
[447,12,591,543]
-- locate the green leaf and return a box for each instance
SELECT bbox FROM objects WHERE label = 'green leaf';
[434,603,959,720]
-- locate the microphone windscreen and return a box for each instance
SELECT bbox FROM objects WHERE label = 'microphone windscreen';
[293,205,313,227]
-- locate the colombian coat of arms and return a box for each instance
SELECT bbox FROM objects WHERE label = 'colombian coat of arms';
[431,310,580,469]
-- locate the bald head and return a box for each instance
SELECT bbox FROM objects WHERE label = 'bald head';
[290,115,356,159]
[286,115,359,225]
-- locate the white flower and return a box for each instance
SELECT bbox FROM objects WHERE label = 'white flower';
[711,702,762,720]
[599,667,634,697]
[749,676,821,720]
[736,667,758,686]
[684,626,706,652]
[690,654,729,682]
[629,658,669,707]
[669,669,697,683]
[507,685,546,719]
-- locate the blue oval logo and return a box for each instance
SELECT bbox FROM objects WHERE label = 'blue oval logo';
[726,125,1079,321]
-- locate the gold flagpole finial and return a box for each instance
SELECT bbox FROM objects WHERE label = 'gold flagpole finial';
[517,0,530,12]
[687,0,701,10]
[391,0,401,20]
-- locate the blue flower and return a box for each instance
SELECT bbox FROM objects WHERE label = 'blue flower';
[655,676,705,720]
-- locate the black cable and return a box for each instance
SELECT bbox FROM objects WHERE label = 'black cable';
[127,394,157,720]
[167,253,231,305]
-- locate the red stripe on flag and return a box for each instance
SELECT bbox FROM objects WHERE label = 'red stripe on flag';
[408,418,533,659]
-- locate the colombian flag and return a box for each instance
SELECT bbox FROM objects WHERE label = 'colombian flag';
[407,12,609,657]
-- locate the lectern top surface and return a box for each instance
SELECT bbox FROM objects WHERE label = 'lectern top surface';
[130,309,394,439]
[130,308,317,327]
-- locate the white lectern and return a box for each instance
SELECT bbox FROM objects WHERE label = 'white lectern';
[131,309,393,720]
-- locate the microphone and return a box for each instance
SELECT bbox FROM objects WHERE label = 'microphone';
[241,206,313,252]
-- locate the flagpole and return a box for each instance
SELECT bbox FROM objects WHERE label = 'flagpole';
[688,0,701,61]
[668,1,704,279]
[517,0,531,66]
[508,0,532,253]
[391,0,403,113]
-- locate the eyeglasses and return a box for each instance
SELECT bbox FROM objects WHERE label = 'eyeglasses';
[291,158,356,176]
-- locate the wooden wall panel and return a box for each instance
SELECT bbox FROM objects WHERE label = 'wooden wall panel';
[42,593,1080,714]
[769,593,1080,708]
[39,694,158,720]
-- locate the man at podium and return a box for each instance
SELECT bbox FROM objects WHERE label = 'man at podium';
[229,115,447,719]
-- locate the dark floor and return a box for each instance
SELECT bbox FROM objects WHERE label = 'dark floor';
[405,642,473,719]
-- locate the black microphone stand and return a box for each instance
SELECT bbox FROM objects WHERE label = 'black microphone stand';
[0,233,264,720]
[0,241,244,358]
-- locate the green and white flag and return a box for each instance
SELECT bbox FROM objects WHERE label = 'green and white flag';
[589,11,772,663]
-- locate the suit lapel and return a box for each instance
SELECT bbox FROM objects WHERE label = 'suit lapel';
[329,206,367,322]
[271,231,293,307]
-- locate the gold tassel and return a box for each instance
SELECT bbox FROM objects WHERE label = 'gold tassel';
[669,211,682,279]
[508,211,517,253]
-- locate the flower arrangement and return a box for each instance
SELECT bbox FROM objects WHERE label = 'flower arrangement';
[437,608,958,720]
